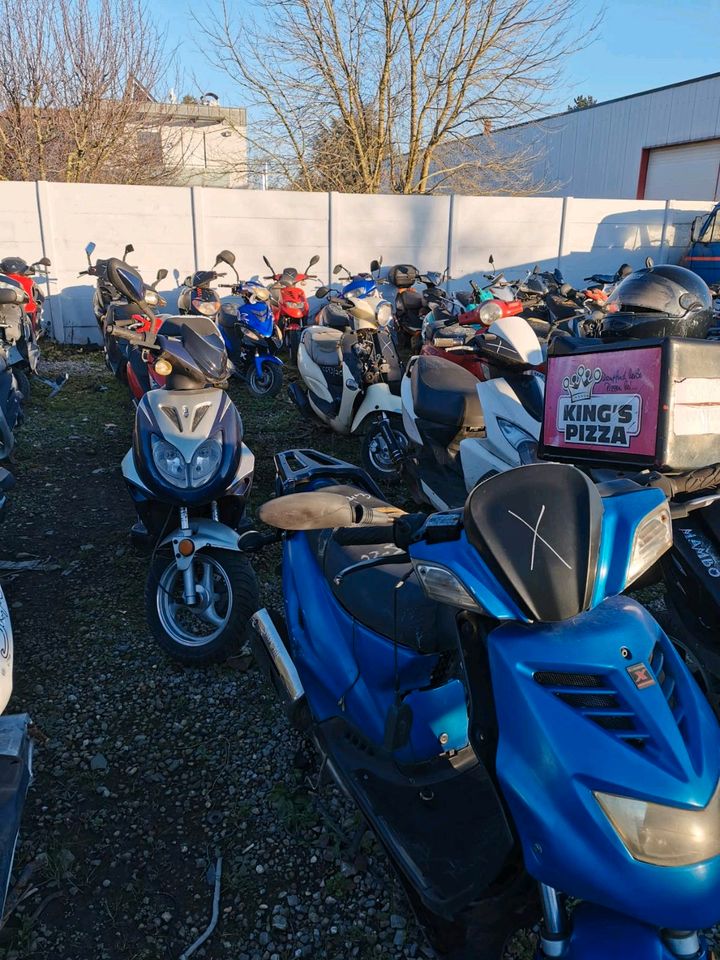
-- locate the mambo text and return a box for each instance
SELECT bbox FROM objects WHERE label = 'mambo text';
[557,395,642,447]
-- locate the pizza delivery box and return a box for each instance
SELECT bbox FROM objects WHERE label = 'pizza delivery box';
[539,336,720,472]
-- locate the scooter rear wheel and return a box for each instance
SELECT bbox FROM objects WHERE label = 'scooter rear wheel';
[145,548,259,665]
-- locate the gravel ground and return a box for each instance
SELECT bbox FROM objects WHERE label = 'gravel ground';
[0,345,708,960]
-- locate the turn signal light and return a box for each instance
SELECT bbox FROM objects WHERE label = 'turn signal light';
[178,539,195,557]
[155,358,173,376]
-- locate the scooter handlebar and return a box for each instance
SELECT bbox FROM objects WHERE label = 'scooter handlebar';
[638,465,720,499]
[332,525,395,546]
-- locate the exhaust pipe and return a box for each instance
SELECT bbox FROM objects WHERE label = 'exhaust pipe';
[251,609,304,704]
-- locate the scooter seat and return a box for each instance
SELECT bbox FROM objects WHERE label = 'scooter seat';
[305,484,454,654]
[411,354,484,429]
[302,327,343,367]
[323,302,350,331]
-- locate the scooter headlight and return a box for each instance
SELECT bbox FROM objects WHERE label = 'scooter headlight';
[595,781,720,866]
[376,302,393,325]
[190,434,223,488]
[152,437,188,488]
[192,298,220,317]
[625,502,672,589]
[496,418,538,465]
[478,301,503,325]
[413,562,484,613]
[144,289,160,306]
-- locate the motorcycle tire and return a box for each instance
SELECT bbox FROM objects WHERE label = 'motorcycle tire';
[361,415,409,482]
[654,605,720,717]
[247,363,283,399]
[145,547,259,666]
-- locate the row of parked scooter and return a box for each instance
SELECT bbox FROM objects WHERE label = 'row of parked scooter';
[75,240,720,957]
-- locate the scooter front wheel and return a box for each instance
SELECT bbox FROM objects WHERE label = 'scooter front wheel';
[145,548,259,665]
[361,415,409,482]
[247,363,283,398]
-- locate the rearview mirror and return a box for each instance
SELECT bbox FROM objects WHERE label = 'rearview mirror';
[316,286,329,299]
[123,243,134,260]
[332,264,342,275]
[156,268,168,282]
[309,254,320,267]
[217,249,236,266]
[691,215,706,243]
[489,254,495,267]
[38,256,51,267]
[85,242,96,257]
[370,259,380,273]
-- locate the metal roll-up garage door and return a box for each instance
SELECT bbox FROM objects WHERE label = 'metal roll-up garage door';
[643,140,720,201]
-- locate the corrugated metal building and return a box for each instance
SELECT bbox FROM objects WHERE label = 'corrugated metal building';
[493,72,720,200]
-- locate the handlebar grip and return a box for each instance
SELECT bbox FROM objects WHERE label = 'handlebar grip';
[669,465,720,496]
[332,524,395,546]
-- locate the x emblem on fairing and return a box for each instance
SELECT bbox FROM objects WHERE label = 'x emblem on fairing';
[507,505,573,572]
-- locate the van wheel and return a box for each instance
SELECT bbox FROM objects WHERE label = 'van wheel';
[361,416,408,482]
[146,548,259,665]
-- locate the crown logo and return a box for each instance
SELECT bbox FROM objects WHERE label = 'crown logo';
[562,364,602,402]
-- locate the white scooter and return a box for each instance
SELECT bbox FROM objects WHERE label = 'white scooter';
[400,315,545,509]
[289,285,408,481]
[0,467,32,914]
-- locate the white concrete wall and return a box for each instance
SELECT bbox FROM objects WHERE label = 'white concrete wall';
[0,182,714,343]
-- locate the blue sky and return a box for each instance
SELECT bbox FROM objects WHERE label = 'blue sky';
[157,0,719,113]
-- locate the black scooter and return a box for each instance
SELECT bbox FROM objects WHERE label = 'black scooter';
[81,241,167,381]
[177,250,238,322]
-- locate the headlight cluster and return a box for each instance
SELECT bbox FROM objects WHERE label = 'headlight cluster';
[478,301,504,326]
[151,433,223,489]
[625,502,672,588]
[497,418,538,464]
[596,780,720,866]
[376,302,393,325]
[192,298,220,316]
[144,288,160,306]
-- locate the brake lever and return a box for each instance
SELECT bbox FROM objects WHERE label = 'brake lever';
[333,551,409,586]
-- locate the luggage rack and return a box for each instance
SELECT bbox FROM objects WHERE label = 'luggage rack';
[273,448,384,498]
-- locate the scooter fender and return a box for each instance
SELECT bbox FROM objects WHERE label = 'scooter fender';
[160,518,241,572]
[562,902,711,960]
[253,353,283,376]
[350,383,402,434]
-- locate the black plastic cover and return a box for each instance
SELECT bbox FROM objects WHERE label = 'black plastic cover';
[464,463,602,621]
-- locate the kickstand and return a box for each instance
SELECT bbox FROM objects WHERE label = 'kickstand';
[35,373,68,398]
[307,754,328,793]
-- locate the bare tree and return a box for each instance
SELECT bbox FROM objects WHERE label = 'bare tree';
[197,0,595,194]
[0,0,182,184]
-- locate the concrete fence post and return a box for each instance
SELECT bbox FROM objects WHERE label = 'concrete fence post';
[35,180,65,342]
[658,199,671,263]
[557,195,571,270]
[190,186,205,271]
[446,193,456,282]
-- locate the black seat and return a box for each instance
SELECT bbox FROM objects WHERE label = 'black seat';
[411,355,484,429]
[464,463,602,622]
[304,485,452,653]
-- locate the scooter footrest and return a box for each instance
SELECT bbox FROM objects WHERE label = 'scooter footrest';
[320,718,513,920]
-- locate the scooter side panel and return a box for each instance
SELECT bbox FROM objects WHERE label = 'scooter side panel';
[282,532,466,761]
[565,902,709,960]
[489,596,720,931]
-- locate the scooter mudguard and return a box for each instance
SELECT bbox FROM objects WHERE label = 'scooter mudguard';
[562,902,711,960]
[350,382,402,433]
[159,518,242,571]
[253,353,283,376]
[490,596,720,932]
[0,713,32,914]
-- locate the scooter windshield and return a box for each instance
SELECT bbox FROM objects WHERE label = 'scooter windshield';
[240,302,273,337]
[343,276,377,298]
[179,323,228,382]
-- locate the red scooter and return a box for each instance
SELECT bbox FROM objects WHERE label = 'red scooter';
[262,254,320,363]
[421,298,535,381]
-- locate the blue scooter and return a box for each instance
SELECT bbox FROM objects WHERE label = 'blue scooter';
[218,280,283,398]
[252,448,720,958]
